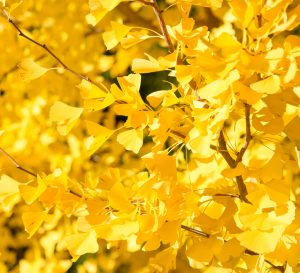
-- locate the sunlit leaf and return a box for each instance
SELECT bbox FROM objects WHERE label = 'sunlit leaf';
[18,58,49,81]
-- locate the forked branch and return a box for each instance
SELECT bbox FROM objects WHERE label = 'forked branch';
[138,0,175,52]
[214,104,252,203]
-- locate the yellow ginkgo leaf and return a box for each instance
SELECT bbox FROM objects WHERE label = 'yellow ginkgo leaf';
[94,219,139,241]
[49,101,83,136]
[233,81,262,105]
[86,0,121,26]
[132,54,162,74]
[19,175,46,205]
[64,229,99,260]
[149,247,177,273]
[103,21,132,50]
[222,163,247,178]
[236,226,285,254]
[18,58,49,81]
[117,128,143,154]
[77,79,106,99]
[0,175,20,211]
[186,128,213,158]
[0,0,5,6]
[186,236,223,263]
[83,92,115,111]
[22,210,47,238]
[108,182,134,213]
[250,75,281,94]
[187,0,222,8]
[284,116,300,141]
[84,120,114,155]
[147,90,179,108]
[120,31,152,49]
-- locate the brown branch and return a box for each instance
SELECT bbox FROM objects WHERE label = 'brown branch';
[235,104,252,164]
[0,147,37,177]
[245,249,285,273]
[215,130,250,203]
[138,0,175,52]
[181,224,210,238]
[218,130,236,168]
[0,147,83,198]
[2,11,108,92]
[213,104,252,203]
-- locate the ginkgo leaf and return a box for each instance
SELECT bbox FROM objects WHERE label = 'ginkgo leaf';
[233,81,262,105]
[284,116,300,141]
[0,175,20,211]
[103,21,132,50]
[83,92,115,111]
[64,229,99,260]
[147,90,179,108]
[19,175,47,205]
[222,163,247,178]
[187,128,213,158]
[22,210,47,238]
[132,54,162,74]
[117,128,143,154]
[18,58,49,81]
[93,219,139,241]
[0,0,5,6]
[49,101,83,136]
[159,220,180,244]
[186,236,223,263]
[108,182,134,213]
[84,120,114,155]
[250,75,281,94]
[86,0,122,26]
[120,31,152,49]
[77,79,106,99]
[178,0,222,8]
[149,247,177,273]
[236,226,285,254]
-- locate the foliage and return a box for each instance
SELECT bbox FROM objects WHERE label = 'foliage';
[0,0,300,272]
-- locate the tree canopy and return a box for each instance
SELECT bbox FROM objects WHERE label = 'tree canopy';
[0,0,300,272]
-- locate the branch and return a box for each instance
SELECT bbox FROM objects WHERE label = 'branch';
[180,227,284,272]
[0,147,37,177]
[2,10,108,92]
[138,0,175,52]
[245,249,285,273]
[0,147,83,198]
[218,130,236,168]
[235,104,252,164]
[215,130,250,203]
[180,224,210,238]
[212,104,253,203]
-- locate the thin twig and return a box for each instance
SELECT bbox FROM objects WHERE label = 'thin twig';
[181,224,210,238]
[235,104,252,163]
[139,0,175,52]
[0,147,83,198]
[245,249,285,273]
[218,130,236,168]
[2,10,108,92]
[0,147,36,177]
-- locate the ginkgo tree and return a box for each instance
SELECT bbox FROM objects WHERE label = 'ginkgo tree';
[0,0,300,272]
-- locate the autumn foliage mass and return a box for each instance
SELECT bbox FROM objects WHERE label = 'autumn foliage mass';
[0,0,300,272]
